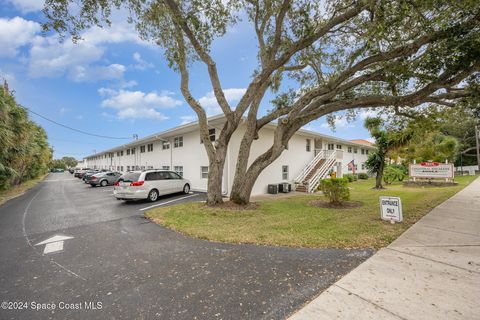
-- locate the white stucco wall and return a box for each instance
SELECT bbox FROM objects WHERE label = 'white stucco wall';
[83,120,373,195]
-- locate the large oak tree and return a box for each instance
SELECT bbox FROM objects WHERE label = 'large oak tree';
[44,0,480,204]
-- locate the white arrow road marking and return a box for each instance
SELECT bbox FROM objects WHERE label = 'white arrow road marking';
[35,235,74,254]
[139,194,199,211]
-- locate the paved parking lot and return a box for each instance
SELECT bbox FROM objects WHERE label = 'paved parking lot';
[0,173,373,319]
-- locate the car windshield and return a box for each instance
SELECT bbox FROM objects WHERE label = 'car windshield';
[119,172,141,182]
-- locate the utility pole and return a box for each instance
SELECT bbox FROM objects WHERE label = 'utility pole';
[475,125,480,173]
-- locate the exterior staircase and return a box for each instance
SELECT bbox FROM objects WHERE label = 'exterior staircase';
[294,150,338,193]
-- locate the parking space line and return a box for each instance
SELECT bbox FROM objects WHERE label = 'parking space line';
[139,194,199,211]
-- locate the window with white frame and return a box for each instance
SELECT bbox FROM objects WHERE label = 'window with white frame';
[140,145,146,153]
[353,147,358,154]
[174,136,183,148]
[127,149,131,155]
[306,139,311,152]
[147,143,154,152]
[201,128,216,143]
[282,165,289,180]
[361,163,365,170]
[366,149,369,155]
[336,144,342,149]
[162,141,170,150]
[327,143,335,150]
[162,165,170,170]
[348,146,352,153]
[174,166,184,177]
[361,148,365,155]
[201,166,209,179]
[132,148,135,154]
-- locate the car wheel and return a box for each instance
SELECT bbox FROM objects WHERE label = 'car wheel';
[183,184,190,194]
[90,184,96,187]
[148,189,159,202]
[100,180,108,187]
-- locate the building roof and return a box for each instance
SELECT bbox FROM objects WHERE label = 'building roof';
[85,115,375,158]
[349,139,375,147]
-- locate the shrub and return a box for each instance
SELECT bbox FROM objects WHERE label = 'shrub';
[319,178,350,204]
[357,173,369,180]
[343,174,357,182]
[383,166,406,184]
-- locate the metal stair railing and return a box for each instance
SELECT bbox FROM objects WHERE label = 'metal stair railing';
[294,150,326,184]
[306,150,337,193]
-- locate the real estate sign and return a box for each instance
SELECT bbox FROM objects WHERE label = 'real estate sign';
[409,162,454,179]
[380,197,403,223]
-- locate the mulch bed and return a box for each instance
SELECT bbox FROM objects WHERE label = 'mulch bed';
[308,200,363,209]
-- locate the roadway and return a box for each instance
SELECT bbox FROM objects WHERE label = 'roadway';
[0,172,373,319]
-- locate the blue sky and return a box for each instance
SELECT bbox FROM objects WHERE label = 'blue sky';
[0,0,372,160]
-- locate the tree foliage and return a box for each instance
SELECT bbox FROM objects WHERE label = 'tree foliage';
[0,87,52,190]
[364,116,413,188]
[61,156,78,168]
[43,0,480,204]
[382,165,406,185]
[402,132,459,164]
[49,159,67,169]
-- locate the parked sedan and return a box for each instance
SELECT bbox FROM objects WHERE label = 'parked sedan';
[114,170,190,202]
[82,170,99,182]
[90,171,122,187]
[74,168,91,178]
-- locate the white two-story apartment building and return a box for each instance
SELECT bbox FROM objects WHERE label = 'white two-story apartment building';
[83,115,375,195]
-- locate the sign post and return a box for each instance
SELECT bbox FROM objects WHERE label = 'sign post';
[380,197,403,224]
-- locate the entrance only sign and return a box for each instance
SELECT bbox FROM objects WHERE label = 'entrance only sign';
[380,196,403,223]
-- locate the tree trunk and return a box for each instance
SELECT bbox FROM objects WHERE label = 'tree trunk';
[231,145,285,204]
[230,121,299,205]
[230,124,257,204]
[375,160,385,189]
[206,155,225,205]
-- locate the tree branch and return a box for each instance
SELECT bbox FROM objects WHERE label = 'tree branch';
[163,0,233,119]
[173,25,216,159]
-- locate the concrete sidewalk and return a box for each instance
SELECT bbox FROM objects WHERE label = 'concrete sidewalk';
[289,177,480,320]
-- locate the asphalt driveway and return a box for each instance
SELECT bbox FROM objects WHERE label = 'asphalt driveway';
[0,173,373,319]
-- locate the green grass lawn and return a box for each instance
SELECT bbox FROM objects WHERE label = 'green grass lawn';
[145,175,478,249]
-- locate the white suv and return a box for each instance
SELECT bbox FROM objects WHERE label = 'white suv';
[113,170,191,202]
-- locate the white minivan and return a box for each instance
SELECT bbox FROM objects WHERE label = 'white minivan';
[114,170,190,202]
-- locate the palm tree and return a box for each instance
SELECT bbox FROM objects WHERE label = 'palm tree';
[0,82,52,189]
[364,117,413,189]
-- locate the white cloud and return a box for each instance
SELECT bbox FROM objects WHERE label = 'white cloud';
[69,64,126,82]
[358,109,378,120]
[59,107,70,115]
[99,88,182,121]
[132,52,153,70]
[5,0,44,13]
[25,17,150,82]
[0,16,40,57]
[198,88,246,115]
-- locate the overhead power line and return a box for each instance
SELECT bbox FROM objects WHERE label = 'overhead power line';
[26,107,132,140]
